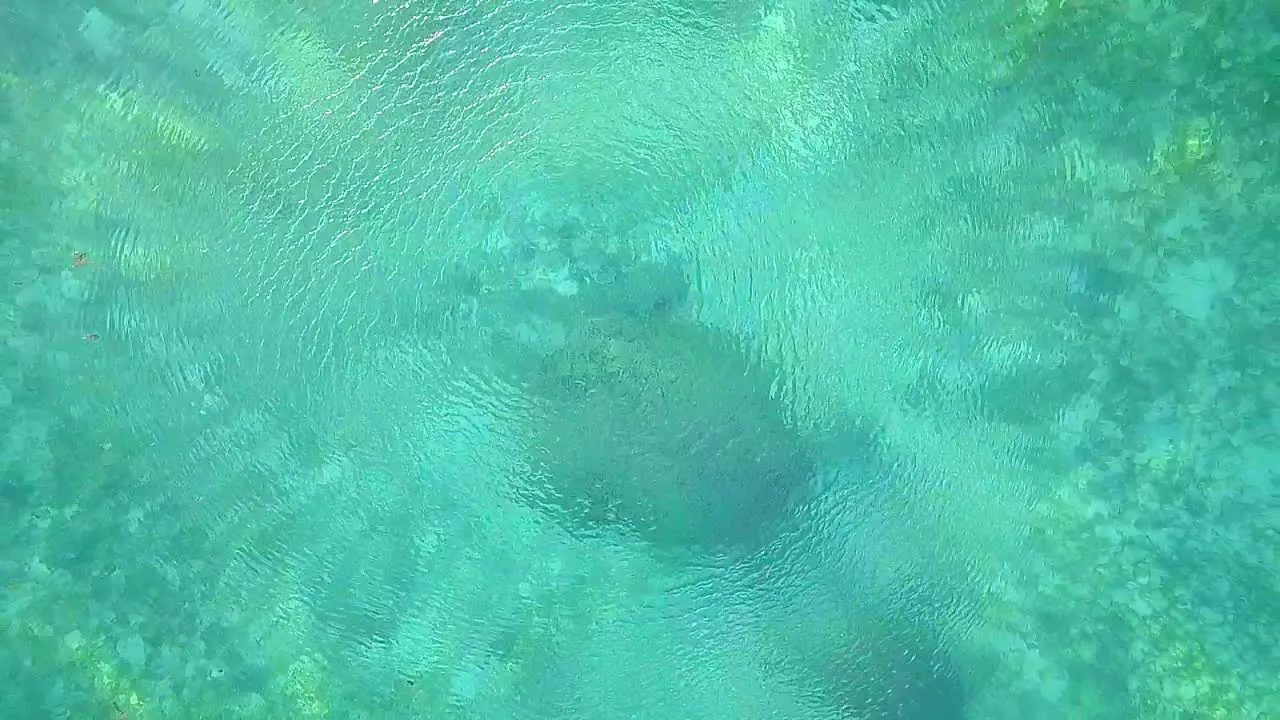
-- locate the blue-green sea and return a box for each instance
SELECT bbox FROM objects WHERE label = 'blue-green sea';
[1,1,1277,718]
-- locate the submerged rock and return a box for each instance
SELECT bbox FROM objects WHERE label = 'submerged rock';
[515,311,814,558]
[463,203,968,719]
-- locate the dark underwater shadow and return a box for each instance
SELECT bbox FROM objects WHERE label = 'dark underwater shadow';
[484,284,971,718]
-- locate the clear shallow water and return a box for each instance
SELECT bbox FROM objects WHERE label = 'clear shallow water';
[2,0,1277,718]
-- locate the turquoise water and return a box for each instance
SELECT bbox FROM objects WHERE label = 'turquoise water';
[2,0,1277,718]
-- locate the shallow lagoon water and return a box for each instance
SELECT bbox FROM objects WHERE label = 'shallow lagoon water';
[2,0,1278,718]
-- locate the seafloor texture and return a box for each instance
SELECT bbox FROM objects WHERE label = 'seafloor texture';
[2,0,1278,719]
